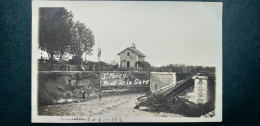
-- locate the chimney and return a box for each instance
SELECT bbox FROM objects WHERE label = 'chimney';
[130,43,136,49]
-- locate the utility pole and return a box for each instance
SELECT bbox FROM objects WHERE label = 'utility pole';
[98,47,102,99]
[98,47,101,71]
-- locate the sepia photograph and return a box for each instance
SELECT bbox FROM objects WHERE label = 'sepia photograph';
[31,1,222,123]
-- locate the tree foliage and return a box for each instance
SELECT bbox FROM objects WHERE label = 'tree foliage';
[70,21,95,64]
[39,8,95,64]
[160,64,215,74]
[39,8,74,61]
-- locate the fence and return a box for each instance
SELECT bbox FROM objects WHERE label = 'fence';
[39,63,164,72]
[39,64,98,71]
[39,64,191,75]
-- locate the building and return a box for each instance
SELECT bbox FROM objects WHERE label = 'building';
[117,44,146,68]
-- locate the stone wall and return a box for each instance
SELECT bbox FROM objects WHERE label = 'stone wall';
[100,71,150,92]
[150,72,176,92]
[38,72,100,105]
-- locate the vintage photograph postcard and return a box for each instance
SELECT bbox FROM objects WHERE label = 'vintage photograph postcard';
[32,1,223,123]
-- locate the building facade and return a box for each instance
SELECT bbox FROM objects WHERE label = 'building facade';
[117,44,146,68]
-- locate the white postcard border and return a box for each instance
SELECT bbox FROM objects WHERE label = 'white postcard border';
[31,1,222,123]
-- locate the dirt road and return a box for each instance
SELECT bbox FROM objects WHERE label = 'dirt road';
[39,93,183,117]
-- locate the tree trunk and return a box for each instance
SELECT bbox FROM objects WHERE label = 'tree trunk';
[85,52,87,63]
[60,52,63,62]
[50,52,54,63]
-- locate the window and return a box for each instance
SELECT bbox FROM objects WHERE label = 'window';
[127,52,130,56]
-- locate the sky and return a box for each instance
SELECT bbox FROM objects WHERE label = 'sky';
[37,1,222,67]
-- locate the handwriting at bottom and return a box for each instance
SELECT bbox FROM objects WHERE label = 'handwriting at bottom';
[60,116,122,122]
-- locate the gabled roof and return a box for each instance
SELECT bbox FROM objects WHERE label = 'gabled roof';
[117,47,146,57]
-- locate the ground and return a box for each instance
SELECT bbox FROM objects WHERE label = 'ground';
[39,93,183,117]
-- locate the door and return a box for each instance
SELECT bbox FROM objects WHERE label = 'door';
[127,61,130,69]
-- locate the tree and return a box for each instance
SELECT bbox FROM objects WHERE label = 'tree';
[70,21,95,65]
[39,8,74,62]
[84,29,95,62]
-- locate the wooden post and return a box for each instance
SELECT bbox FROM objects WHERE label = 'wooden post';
[99,72,101,99]
[98,57,100,71]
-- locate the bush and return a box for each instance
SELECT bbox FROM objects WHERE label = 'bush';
[135,61,151,67]
[68,56,83,65]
